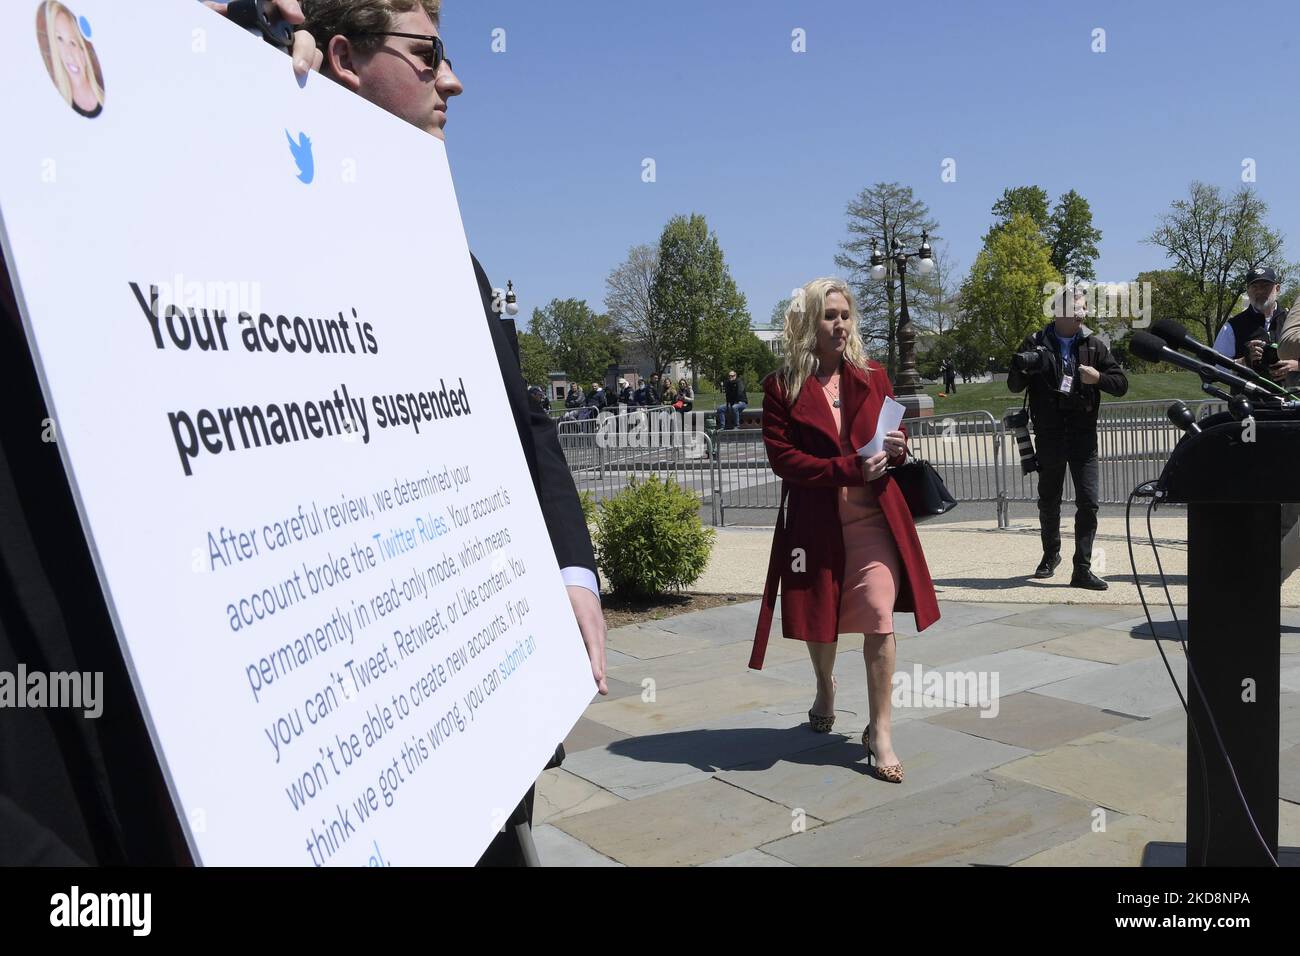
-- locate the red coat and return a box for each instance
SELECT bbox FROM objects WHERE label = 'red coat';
[749,359,940,669]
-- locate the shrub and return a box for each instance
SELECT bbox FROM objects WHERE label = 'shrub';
[593,476,715,597]
[578,490,596,525]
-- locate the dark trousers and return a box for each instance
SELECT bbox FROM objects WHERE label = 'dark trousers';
[474,785,536,867]
[474,742,563,865]
[1035,422,1100,570]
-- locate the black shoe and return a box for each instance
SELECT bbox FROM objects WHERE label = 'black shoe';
[1033,553,1062,578]
[1070,568,1109,590]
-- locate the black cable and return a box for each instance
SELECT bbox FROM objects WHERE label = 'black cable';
[1126,481,1279,866]
[1125,484,1209,865]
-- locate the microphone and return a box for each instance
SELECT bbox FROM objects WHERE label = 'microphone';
[1166,401,1201,435]
[1150,319,1288,397]
[1130,331,1276,401]
[1228,394,1255,422]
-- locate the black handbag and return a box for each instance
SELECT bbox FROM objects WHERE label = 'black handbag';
[888,454,957,521]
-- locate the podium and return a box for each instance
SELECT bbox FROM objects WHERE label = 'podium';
[1144,407,1300,866]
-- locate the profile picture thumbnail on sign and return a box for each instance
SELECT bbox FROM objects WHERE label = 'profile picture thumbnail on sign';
[36,1,105,119]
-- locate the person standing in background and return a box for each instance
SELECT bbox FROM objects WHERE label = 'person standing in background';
[1008,286,1127,590]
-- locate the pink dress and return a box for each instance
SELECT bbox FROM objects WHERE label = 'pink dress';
[822,381,901,635]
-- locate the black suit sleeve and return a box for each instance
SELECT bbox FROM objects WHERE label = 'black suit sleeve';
[1092,338,1129,398]
[470,256,596,575]
[1,268,184,865]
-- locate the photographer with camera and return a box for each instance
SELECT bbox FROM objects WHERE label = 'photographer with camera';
[1008,287,1128,590]
[1212,266,1290,382]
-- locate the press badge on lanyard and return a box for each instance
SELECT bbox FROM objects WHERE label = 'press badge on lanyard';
[1058,359,1074,395]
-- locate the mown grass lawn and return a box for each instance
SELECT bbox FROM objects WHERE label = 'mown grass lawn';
[695,370,1215,416]
[921,370,1213,418]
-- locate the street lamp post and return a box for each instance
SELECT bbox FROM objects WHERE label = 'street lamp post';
[491,280,521,318]
[871,231,935,418]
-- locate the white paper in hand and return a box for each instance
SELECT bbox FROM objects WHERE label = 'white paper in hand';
[857,396,907,457]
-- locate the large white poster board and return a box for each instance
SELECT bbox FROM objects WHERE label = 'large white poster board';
[0,1,595,865]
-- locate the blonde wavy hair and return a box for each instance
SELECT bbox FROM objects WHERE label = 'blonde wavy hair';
[780,277,870,402]
[41,2,104,109]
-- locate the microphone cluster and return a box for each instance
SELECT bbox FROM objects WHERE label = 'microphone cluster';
[1130,320,1294,405]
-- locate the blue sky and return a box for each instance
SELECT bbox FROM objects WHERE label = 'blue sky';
[442,0,1300,329]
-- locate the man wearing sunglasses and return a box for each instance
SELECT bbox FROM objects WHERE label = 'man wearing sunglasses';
[211,0,610,866]
[299,1,459,138]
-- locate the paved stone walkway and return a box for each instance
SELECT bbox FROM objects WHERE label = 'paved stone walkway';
[533,599,1300,866]
[688,515,1300,607]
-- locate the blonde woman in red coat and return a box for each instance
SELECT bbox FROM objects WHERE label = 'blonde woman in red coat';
[750,277,940,782]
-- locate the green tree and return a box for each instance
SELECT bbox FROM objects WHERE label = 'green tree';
[768,296,791,329]
[1282,278,1300,314]
[989,186,1101,281]
[724,331,780,385]
[834,182,940,378]
[916,330,953,381]
[990,186,1050,236]
[1146,182,1287,345]
[961,213,1062,362]
[948,320,987,379]
[651,213,751,389]
[1047,190,1102,280]
[516,330,554,387]
[528,298,620,386]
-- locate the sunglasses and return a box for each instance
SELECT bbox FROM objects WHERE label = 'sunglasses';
[351,32,452,73]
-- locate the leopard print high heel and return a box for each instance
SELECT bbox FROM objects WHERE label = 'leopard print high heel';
[808,710,836,733]
[863,723,904,783]
[808,676,836,733]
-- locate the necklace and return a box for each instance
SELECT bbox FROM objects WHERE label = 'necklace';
[820,371,841,407]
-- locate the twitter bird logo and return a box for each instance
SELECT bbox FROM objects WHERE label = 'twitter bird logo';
[286,130,314,184]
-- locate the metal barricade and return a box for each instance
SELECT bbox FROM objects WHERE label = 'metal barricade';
[559,408,718,524]
[900,410,1004,514]
[554,403,671,432]
[560,395,1234,528]
[710,411,1004,527]
[712,428,777,526]
[999,398,1226,512]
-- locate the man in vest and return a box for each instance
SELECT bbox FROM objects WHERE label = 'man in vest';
[1213,266,1288,373]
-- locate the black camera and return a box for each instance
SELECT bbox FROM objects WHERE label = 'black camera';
[1004,408,1039,474]
[1010,345,1051,374]
[1252,338,1279,373]
[225,0,296,50]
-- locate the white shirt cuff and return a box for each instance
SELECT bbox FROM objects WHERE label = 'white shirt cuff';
[561,566,601,599]
[1212,326,1235,358]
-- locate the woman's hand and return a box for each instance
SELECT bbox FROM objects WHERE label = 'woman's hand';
[883,429,906,459]
[861,451,889,482]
